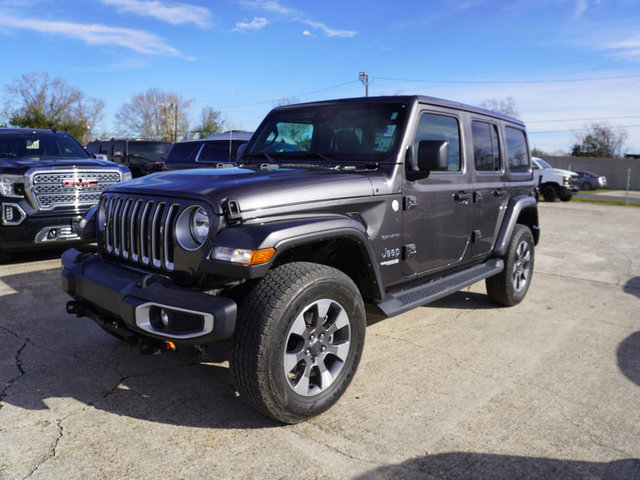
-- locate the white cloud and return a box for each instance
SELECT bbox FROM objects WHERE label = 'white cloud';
[238,0,357,38]
[0,15,183,56]
[234,16,268,31]
[302,30,311,36]
[300,19,356,38]
[604,38,640,58]
[101,0,211,27]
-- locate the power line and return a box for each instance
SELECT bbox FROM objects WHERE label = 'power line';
[529,124,640,135]
[527,116,640,124]
[375,73,640,85]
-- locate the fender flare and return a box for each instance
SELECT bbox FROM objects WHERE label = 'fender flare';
[204,214,385,299]
[493,196,540,257]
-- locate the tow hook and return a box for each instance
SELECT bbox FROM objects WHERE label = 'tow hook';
[66,301,85,317]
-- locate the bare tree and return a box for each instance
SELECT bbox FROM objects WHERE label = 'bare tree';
[274,97,300,107]
[191,106,224,139]
[3,72,104,143]
[115,88,193,141]
[571,123,627,158]
[480,97,519,118]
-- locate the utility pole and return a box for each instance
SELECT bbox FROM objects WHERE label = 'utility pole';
[359,72,369,97]
[158,102,178,142]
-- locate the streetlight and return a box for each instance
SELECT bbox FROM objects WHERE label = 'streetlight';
[359,72,369,97]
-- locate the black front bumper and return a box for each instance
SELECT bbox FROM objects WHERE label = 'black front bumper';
[0,212,87,252]
[61,248,237,345]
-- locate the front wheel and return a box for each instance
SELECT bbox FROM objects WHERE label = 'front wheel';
[231,262,366,423]
[486,225,534,306]
[541,184,558,202]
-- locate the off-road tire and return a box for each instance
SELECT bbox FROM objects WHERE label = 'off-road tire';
[541,184,558,202]
[486,225,534,306]
[231,262,366,424]
[0,248,11,264]
[560,194,572,202]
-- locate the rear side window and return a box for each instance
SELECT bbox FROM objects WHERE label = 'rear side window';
[505,127,529,173]
[199,142,235,163]
[471,121,501,171]
[414,112,461,171]
[167,142,201,164]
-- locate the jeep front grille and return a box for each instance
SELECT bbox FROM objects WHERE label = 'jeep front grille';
[102,195,179,272]
[27,169,123,211]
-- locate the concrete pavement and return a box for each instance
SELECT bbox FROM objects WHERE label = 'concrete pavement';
[1,201,639,479]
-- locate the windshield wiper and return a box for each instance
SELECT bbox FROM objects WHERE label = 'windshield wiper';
[283,151,336,163]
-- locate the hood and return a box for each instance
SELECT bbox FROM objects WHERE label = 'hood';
[1,157,118,173]
[110,166,376,215]
[547,167,578,177]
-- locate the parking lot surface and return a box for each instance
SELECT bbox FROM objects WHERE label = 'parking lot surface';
[1,201,639,479]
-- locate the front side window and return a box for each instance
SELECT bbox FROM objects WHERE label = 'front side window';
[245,102,408,162]
[505,127,529,173]
[413,112,461,171]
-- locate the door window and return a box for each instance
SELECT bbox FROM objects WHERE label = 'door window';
[471,121,501,171]
[414,113,461,171]
[505,127,529,173]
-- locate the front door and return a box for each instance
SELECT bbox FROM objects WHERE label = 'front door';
[402,110,473,277]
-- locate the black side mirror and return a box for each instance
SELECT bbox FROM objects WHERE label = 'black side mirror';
[417,140,449,171]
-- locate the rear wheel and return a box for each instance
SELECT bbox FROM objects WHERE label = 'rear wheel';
[486,225,534,306]
[231,262,366,423]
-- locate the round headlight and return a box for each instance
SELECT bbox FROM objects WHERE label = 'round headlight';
[190,207,209,245]
[97,198,108,228]
[176,205,211,251]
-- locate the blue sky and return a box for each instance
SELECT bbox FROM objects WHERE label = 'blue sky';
[1,0,639,154]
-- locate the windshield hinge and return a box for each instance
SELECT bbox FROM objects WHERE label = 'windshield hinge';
[222,198,242,224]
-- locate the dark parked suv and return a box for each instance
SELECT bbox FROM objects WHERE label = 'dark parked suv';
[86,139,172,177]
[0,128,130,262]
[62,96,539,423]
[164,131,253,170]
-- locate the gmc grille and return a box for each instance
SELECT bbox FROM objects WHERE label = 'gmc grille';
[101,195,180,272]
[28,170,123,211]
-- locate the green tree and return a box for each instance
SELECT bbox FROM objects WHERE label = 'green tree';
[115,88,192,142]
[3,72,104,143]
[531,147,547,157]
[571,123,627,158]
[191,106,224,139]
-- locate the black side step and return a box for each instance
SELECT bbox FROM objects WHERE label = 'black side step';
[377,258,504,317]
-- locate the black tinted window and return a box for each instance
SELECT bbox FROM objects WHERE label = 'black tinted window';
[505,127,529,173]
[166,142,200,164]
[414,113,461,171]
[472,121,501,171]
[199,141,245,163]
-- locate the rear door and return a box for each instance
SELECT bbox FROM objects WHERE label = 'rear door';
[469,119,507,257]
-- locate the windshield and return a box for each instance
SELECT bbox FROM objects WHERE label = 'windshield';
[535,158,552,169]
[128,142,172,158]
[245,102,409,163]
[0,132,89,160]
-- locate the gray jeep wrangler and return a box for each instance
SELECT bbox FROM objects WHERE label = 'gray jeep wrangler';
[62,95,539,423]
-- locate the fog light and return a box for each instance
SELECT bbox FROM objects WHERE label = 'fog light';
[47,228,57,239]
[160,308,170,327]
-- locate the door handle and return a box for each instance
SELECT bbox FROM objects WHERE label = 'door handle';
[454,192,473,202]
[493,189,507,198]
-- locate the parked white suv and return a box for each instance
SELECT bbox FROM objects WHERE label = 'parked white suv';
[532,157,579,202]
